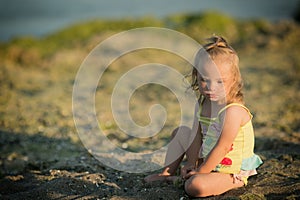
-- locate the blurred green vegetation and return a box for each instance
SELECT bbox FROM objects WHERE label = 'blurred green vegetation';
[0,12,299,153]
[0,17,163,67]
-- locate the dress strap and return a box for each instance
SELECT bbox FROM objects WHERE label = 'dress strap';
[217,103,252,118]
[197,95,205,120]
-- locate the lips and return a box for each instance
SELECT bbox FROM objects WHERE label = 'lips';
[205,93,217,99]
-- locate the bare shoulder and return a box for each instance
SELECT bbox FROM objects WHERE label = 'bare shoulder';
[225,105,251,125]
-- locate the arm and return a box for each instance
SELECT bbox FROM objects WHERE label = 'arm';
[185,122,202,166]
[186,106,246,177]
[181,103,203,176]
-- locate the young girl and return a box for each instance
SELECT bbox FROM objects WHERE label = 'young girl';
[144,36,263,197]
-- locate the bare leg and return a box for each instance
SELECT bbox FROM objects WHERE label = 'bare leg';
[164,126,192,171]
[144,126,192,183]
[185,173,244,197]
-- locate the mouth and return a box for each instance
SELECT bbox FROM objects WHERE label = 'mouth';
[205,93,217,99]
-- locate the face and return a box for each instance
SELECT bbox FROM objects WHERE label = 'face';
[196,59,233,103]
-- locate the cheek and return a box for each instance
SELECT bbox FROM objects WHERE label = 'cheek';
[197,79,205,88]
[198,83,205,93]
[216,85,226,95]
[200,82,207,88]
[214,82,229,96]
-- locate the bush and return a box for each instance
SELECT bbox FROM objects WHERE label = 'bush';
[168,12,239,43]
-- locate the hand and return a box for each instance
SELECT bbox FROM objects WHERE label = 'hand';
[180,163,194,179]
[183,169,199,180]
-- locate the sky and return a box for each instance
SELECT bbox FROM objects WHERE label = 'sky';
[0,0,299,41]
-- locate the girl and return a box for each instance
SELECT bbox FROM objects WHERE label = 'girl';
[144,36,263,197]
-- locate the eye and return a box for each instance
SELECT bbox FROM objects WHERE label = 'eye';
[217,80,223,84]
[201,78,209,83]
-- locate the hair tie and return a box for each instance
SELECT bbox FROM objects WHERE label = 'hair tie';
[204,35,235,53]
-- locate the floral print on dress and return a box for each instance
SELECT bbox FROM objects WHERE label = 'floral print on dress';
[220,157,232,165]
[220,144,234,166]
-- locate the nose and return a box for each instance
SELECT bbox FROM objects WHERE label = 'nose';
[206,81,216,91]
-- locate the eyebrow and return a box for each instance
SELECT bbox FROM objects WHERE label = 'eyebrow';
[200,75,226,81]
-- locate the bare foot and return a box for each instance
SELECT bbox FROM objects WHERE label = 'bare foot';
[144,173,170,183]
[165,175,181,182]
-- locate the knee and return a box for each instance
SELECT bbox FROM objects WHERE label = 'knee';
[184,176,208,197]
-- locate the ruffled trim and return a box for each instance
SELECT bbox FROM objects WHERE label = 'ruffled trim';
[241,154,263,171]
[233,169,257,185]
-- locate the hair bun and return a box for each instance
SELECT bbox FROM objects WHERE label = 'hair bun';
[213,36,228,47]
[205,35,229,50]
[204,35,236,54]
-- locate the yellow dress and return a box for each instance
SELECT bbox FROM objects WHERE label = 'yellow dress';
[198,102,263,183]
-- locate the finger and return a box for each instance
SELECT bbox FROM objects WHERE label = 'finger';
[180,168,187,176]
[180,168,185,174]
[184,171,196,179]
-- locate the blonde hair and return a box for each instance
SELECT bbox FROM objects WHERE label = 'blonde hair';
[191,36,244,104]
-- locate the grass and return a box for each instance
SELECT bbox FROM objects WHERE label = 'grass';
[0,12,299,154]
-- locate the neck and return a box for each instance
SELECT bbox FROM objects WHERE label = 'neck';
[202,98,226,118]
